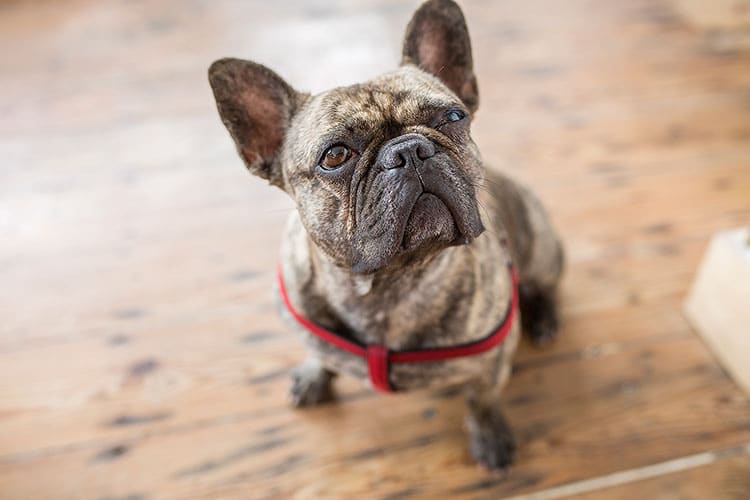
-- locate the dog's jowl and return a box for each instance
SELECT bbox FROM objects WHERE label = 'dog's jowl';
[209,0,563,471]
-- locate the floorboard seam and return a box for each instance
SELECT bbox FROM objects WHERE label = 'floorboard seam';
[504,442,750,500]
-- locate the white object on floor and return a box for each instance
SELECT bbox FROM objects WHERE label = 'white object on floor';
[684,227,750,396]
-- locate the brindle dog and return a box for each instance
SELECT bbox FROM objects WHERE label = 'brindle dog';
[208,0,563,470]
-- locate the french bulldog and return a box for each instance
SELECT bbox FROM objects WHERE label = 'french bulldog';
[208,0,563,470]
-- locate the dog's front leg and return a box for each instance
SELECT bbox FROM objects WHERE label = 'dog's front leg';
[289,356,336,407]
[464,380,517,471]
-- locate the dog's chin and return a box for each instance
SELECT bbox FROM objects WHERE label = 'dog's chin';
[402,193,460,252]
[350,192,485,275]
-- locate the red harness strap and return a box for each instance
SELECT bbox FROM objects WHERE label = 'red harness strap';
[278,262,519,393]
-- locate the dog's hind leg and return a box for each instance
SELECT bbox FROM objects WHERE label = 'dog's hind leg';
[480,168,564,346]
[519,282,560,346]
[515,205,563,346]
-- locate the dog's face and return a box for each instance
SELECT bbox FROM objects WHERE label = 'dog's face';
[209,0,484,273]
[282,66,485,273]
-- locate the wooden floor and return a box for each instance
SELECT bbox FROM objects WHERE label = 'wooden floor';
[1,0,750,498]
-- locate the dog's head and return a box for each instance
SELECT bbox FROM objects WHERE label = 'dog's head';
[209,0,484,273]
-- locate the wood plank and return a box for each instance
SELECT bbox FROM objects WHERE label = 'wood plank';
[1,334,749,498]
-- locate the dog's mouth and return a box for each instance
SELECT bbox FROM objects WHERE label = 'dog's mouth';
[351,180,484,274]
[402,191,472,251]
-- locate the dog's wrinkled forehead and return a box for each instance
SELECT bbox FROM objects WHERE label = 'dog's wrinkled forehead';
[322,67,459,122]
[287,66,461,164]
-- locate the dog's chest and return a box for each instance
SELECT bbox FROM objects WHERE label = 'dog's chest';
[280,215,517,390]
[320,250,482,350]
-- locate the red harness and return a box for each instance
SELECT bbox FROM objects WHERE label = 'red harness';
[278,262,519,393]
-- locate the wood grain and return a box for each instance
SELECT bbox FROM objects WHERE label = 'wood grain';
[1,0,749,498]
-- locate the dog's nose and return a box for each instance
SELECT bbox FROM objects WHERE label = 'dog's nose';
[379,133,436,170]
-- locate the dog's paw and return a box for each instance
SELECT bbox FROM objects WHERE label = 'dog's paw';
[466,410,517,471]
[289,363,334,408]
[527,311,558,347]
[519,285,559,348]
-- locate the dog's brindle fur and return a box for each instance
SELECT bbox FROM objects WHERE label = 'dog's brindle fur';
[209,0,563,470]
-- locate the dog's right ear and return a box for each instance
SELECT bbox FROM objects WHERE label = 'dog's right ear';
[208,58,302,189]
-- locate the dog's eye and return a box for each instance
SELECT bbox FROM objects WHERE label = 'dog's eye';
[320,145,351,170]
[446,109,466,122]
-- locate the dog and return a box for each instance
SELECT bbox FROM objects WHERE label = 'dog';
[208,0,563,470]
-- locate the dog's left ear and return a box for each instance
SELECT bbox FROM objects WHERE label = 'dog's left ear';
[402,0,478,113]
